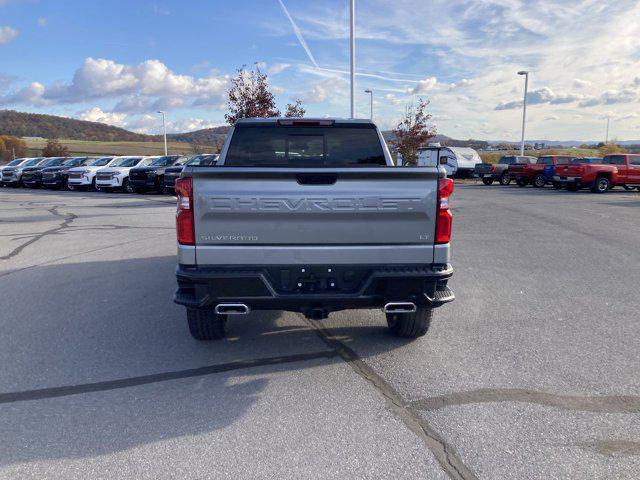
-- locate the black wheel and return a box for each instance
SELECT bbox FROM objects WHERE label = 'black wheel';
[187,308,228,340]
[623,185,635,191]
[482,177,494,186]
[499,173,511,185]
[591,176,610,193]
[122,178,134,193]
[566,183,580,192]
[90,178,97,191]
[516,179,527,187]
[386,307,433,338]
[532,174,546,188]
[552,182,563,190]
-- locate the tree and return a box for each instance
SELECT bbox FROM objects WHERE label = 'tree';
[0,135,27,162]
[284,99,305,118]
[190,142,206,154]
[225,64,281,124]
[390,99,436,165]
[42,139,69,157]
[599,143,626,155]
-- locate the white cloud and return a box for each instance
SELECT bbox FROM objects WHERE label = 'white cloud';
[78,107,127,127]
[409,77,437,95]
[268,63,290,75]
[0,57,230,108]
[37,17,47,27]
[573,78,591,89]
[495,87,584,110]
[0,26,18,45]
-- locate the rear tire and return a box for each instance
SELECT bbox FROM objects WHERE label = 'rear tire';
[552,182,563,190]
[187,308,228,340]
[499,173,511,185]
[516,179,527,187]
[482,177,494,185]
[623,185,635,191]
[386,307,433,338]
[533,174,546,188]
[591,176,610,193]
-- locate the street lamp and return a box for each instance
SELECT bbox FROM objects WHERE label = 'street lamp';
[157,110,168,155]
[350,0,355,118]
[364,89,373,120]
[517,70,529,155]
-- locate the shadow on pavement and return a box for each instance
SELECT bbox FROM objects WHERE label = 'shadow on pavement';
[0,255,409,466]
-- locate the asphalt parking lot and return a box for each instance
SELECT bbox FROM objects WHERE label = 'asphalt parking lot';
[1,184,639,480]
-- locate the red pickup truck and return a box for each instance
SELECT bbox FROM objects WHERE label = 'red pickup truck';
[508,155,574,188]
[553,154,640,193]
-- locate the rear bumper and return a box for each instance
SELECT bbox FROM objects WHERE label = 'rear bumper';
[552,175,580,184]
[174,263,454,313]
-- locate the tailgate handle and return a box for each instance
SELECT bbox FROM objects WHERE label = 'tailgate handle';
[296,173,337,185]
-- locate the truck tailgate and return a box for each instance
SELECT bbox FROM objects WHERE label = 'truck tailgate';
[554,164,583,177]
[190,167,441,266]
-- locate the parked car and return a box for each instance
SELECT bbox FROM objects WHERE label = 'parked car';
[1,157,44,187]
[508,155,574,187]
[95,156,156,192]
[42,157,95,189]
[173,118,455,341]
[163,154,218,193]
[474,155,535,185]
[553,154,640,192]
[21,157,68,188]
[128,155,188,194]
[67,156,116,190]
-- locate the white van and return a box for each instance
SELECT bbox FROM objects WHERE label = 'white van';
[398,145,481,177]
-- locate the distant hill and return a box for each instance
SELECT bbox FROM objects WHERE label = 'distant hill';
[0,110,157,142]
[381,131,488,150]
[167,126,229,146]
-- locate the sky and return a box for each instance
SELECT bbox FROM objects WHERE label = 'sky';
[1,0,640,141]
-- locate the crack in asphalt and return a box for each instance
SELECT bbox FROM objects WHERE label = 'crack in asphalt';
[0,206,77,261]
[574,439,640,457]
[410,388,640,414]
[0,350,338,404]
[302,317,478,480]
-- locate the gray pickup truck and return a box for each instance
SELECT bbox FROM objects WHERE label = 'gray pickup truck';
[173,118,454,340]
[474,155,536,185]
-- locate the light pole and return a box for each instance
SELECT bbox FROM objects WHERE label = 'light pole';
[605,117,610,144]
[349,0,355,118]
[517,70,529,155]
[157,110,168,155]
[364,89,373,120]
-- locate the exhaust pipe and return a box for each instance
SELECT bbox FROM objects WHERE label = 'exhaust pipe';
[214,303,250,315]
[383,302,417,314]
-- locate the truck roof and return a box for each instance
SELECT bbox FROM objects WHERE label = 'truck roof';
[234,117,375,125]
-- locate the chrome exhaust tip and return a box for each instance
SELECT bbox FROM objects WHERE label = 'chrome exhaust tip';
[383,302,417,314]
[214,304,250,315]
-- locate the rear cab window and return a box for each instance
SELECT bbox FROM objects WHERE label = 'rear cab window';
[602,155,626,165]
[499,156,516,164]
[223,121,387,167]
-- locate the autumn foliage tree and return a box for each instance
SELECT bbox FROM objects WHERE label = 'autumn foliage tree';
[0,135,27,163]
[284,99,306,118]
[225,64,305,124]
[42,139,69,157]
[390,99,436,165]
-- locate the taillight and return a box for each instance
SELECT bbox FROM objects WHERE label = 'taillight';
[489,165,496,171]
[435,178,454,244]
[175,177,194,245]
